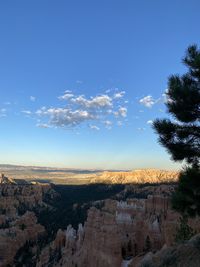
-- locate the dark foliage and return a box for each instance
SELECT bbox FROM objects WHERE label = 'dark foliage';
[172,166,200,216]
[153,45,200,166]
[153,45,200,217]
[175,215,196,243]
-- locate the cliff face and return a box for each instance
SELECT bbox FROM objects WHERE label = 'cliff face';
[72,196,179,267]
[0,211,45,267]
[0,180,57,218]
[90,169,179,184]
[37,186,200,267]
[0,176,57,267]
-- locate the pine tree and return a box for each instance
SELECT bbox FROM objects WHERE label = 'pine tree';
[153,45,200,216]
[175,215,196,243]
[172,166,200,216]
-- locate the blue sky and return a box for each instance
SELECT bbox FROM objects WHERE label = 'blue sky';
[0,0,200,170]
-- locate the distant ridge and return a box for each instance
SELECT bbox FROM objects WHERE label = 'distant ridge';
[0,165,179,185]
[90,169,179,184]
[0,164,123,173]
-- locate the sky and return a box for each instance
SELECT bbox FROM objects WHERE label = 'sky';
[0,0,200,170]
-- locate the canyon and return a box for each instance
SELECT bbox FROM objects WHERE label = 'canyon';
[0,171,199,267]
[36,189,200,267]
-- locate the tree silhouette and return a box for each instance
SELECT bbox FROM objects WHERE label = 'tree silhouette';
[153,45,200,216]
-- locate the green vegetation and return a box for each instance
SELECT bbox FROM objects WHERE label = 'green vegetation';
[153,45,200,217]
[175,215,196,243]
[172,167,200,217]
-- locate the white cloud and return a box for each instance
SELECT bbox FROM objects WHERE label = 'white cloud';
[139,95,156,108]
[71,94,113,109]
[36,123,51,128]
[0,108,7,117]
[103,120,112,126]
[162,88,174,104]
[118,107,127,117]
[106,109,113,114]
[36,106,46,115]
[114,107,127,117]
[36,107,95,127]
[137,127,146,131]
[58,93,74,100]
[103,120,112,129]
[89,125,100,131]
[113,91,125,99]
[117,121,123,126]
[35,91,128,130]
[22,110,32,115]
[147,120,153,125]
[30,96,36,102]
[0,108,6,117]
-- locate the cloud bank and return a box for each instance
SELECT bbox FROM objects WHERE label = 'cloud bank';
[36,90,128,130]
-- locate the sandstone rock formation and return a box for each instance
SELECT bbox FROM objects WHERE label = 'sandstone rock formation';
[36,186,200,267]
[90,169,179,184]
[1,172,199,267]
[0,176,58,266]
[0,173,15,184]
[0,211,45,267]
[0,179,57,218]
